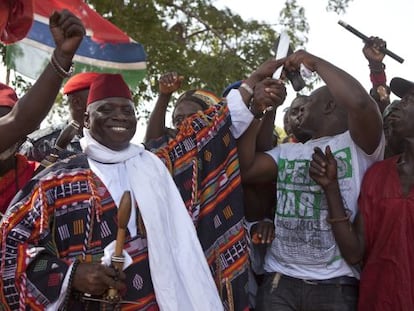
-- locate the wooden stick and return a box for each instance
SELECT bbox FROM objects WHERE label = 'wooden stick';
[114,191,132,257]
[105,191,132,307]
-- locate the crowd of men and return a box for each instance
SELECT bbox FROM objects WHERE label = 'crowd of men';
[0,5,412,311]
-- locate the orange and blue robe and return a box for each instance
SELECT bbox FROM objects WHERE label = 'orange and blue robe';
[0,154,158,311]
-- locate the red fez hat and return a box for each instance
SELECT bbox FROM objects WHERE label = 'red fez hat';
[0,0,34,44]
[0,83,18,108]
[87,74,132,105]
[63,72,101,95]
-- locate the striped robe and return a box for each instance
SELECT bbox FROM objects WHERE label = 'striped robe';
[0,154,158,311]
[147,101,249,311]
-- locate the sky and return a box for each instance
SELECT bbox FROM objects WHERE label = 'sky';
[215,0,414,127]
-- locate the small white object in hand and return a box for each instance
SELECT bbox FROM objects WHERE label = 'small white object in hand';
[101,240,133,270]
[300,63,314,79]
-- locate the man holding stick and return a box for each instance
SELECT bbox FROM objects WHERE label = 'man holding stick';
[235,49,385,311]
[0,74,222,310]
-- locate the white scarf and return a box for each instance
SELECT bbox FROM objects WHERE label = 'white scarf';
[80,130,223,311]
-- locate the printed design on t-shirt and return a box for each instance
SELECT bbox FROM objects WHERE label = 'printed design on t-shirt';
[275,147,353,266]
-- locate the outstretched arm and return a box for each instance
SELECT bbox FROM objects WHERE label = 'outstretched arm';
[285,50,383,154]
[363,36,390,113]
[0,10,85,152]
[144,72,183,143]
[309,146,365,265]
[236,78,286,184]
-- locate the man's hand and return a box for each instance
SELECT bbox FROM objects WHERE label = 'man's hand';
[363,36,386,63]
[251,78,286,114]
[245,58,285,87]
[72,262,126,296]
[251,221,275,244]
[284,49,319,73]
[309,146,338,190]
[159,72,184,95]
[49,9,85,60]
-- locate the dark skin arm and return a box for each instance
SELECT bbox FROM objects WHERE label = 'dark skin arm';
[254,79,286,151]
[0,10,85,152]
[144,72,183,143]
[284,50,383,155]
[251,220,275,245]
[242,79,284,235]
[363,36,390,113]
[363,36,386,64]
[72,262,126,295]
[255,107,276,151]
[236,59,287,184]
[309,146,365,265]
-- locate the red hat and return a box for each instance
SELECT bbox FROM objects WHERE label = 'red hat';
[87,74,132,105]
[63,72,101,95]
[0,0,34,44]
[0,83,18,108]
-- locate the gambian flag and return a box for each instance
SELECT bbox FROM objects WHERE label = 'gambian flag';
[6,0,146,88]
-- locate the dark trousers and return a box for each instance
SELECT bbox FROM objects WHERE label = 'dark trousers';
[255,273,358,311]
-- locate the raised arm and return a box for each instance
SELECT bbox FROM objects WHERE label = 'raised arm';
[144,72,183,143]
[235,59,287,184]
[309,146,365,265]
[0,10,85,152]
[285,50,383,154]
[363,36,390,113]
[255,108,277,151]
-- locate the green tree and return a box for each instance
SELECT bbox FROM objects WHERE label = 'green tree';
[1,0,352,121]
[87,0,351,104]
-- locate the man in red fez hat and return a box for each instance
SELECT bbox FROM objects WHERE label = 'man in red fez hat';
[20,72,100,162]
[0,82,18,107]
[0,9,85,156]
[0,0,33,44]
[0,73,223,310]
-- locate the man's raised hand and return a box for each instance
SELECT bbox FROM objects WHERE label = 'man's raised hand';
[49,9,85,60]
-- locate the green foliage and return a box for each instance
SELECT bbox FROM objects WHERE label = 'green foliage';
[279,0,309,48]
[327,0,354,14]
[86,0,307,107]
[10,74,32,97]
[1,0,351,124]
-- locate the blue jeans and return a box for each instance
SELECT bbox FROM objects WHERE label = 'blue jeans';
[255,273,358,311]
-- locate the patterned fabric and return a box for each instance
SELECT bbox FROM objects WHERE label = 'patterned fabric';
[0,154,38,214]
[19,122,82,163]
[0,154,158,311]
[147,101,249,311]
